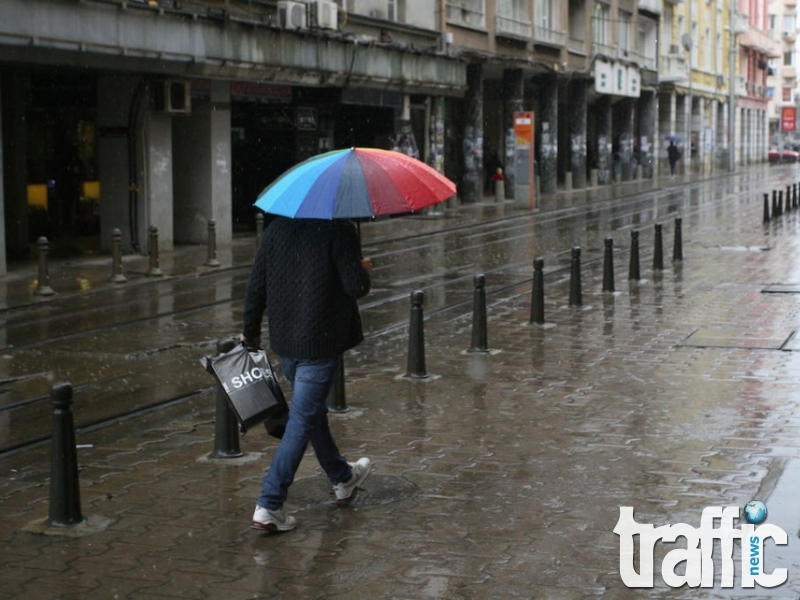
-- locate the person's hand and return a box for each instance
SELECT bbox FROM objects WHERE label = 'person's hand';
[361,257,373,275]
[240,334,261,350]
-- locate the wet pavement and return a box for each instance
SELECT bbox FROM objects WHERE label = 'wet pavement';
[3,168,800,598]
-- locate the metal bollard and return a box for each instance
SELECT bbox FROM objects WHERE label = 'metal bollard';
[469,274,489,352]
[326,356,348,412]
[206,220,220,267]
[110,228,127,283]
[628,230,641,281]
[406,290,428,378]
[772,190,778,217]
[48,382,84,527]
[794,184,798,209]
[211,339,242,458]
[653,223,664,271]
[35,236,55,296]
[673,217,683,262]
[778,191,783,217]
[147,226,163,277]
[787,186,792,212]
[763,193,770,223]
[255,212,264,253]
[569,247,582,308]
[602,237,614,293]
[495,176,505,203]
[530,257,545,325]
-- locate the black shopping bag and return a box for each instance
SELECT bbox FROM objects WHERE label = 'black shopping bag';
[205,343,288,436]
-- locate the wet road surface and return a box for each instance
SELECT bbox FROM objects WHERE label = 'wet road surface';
[2,166,800,597]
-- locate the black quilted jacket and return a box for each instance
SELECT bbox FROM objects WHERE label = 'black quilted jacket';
[242,217,371,359]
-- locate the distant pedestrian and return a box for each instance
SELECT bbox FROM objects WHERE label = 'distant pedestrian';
[667,141,680,177]
[241,216,373,532]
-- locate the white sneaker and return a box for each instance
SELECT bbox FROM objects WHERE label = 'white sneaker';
[251,506,297,532]
[334,457,372,505]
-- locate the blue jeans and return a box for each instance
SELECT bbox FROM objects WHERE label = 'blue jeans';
[258,356,352,510]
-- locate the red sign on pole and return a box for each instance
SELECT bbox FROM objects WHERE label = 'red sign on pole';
[781,106,797,132]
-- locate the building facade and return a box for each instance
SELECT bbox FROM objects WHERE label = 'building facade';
[0,0,781,277]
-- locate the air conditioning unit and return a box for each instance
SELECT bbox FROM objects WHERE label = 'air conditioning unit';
[154,79,191,114]
[668,44,680,55]
[311,0,338,30]
[278,1,308,30]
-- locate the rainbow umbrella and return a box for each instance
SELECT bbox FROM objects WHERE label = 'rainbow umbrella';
[254,148,456,219]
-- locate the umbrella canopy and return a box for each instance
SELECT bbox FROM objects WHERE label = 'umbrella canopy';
[254,148,456,220]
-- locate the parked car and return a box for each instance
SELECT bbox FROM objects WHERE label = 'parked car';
[768,149,800,163]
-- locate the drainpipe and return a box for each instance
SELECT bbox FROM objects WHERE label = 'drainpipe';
[728,2,737,171]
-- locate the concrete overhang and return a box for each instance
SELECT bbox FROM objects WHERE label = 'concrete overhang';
[0,0,467,97]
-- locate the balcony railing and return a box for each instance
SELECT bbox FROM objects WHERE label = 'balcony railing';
[593,41,616,57]
[496,14,532,39]
[567,36,586,54]
[637,0,661,14]
[659,53,687,82]
[445,1,486,28]
[533,24,566,47]
[786,0,797,8]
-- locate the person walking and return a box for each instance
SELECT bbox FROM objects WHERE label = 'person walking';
[667,141,680,178]
[241,216,373,532]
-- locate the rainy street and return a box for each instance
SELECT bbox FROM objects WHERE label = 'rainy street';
[3,166,800,598]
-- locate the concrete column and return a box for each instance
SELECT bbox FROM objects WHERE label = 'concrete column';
[0,73,6,276]
[462,63,483,204]
[503,69,524,199]
[698,98,706,173]
[596,96,612,185]
[569,80,588,189]
[639,90,656,179]
[1,71,28,261]
[684,94,692,175]
[98,76,144,253]
[539,75,558,194]
[173,81,232,246]
[144,112,174,252]
[618,99,634,181]
[711,99,718,171]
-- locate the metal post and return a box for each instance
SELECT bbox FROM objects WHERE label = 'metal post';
[569,247,582,308]
[110,228,127,283]
[255,212,264,253]
[206,220,220,267]
[763,193,770,223]
[602,237,615,293]
[326,356,348,412]
[772,190,777,216]
[673,217,683,262]
[778,191,783,217]
[469,274,489,352]
[35,237,55,296]
[211,339,242,459]
[48,382,84,527]
[147,226,163,277]
[406,290,428,378]
[629,230,641,281]
[653,223,664,271]
[530,257,545,325]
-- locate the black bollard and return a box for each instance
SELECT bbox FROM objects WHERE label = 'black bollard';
[653,223,664,271]
[602,237,614,293]
[772,190,778,216]
[673,217,683,262]
[110,228,127,283]
[206,220,220,267]
[326,356,348,412]
[569,247,582,308]
[147,226,163,277]
[48,383,84,527]
[255,212,264,254]
[530,257,545,325]
[778,191,783,217]
[794,184,798,209]
[629,230,641,281]
[787,187,792,212]
[406,290,428,378]
[469,274,489,352]
[211,339,243,458]
[763,193,770,223]
[36,237,55,296]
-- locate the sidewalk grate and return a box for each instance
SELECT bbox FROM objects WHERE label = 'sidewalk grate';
[680,327,795,350]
